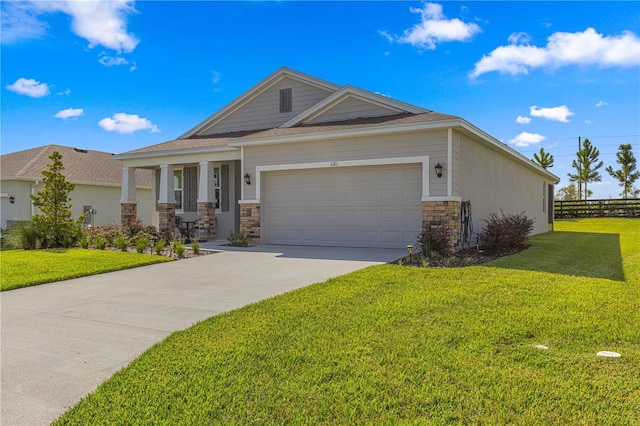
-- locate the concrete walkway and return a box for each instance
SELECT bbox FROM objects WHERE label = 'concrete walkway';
[1,245,404,425]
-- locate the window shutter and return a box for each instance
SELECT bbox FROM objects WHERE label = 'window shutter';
[155,169,160,209]
[183,166,198,212]
[221,165,229,212]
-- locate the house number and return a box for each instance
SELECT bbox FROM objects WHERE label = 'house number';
[330,161,339,167]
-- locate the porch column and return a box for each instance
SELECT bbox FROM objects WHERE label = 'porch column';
[197,161,216,241]
[120,166,137,227]
[158,164,176,236]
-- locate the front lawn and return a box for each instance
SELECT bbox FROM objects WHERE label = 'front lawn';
[55,219,639,424]
[0,249,173,291]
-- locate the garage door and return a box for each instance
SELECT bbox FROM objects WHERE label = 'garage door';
[263,164,422,248]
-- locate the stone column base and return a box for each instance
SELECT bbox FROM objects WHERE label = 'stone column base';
[421,200,462,252]
[197,202,216,241]
[121,203,137,228]
[158,203,176,237]
[239,202,260,246]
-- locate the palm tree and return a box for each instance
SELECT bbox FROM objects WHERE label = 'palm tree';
[606,144,640,199]
[532,147,554,169]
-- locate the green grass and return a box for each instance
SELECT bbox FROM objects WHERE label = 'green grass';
[0,249,173,291]
[55,219,639,425]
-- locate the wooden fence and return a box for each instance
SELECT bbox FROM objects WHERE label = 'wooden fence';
[554,198,640,219]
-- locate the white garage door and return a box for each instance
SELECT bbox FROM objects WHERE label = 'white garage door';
[263,164,422,248]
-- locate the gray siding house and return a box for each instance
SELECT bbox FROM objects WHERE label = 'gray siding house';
[1,145,153,229]
[115,67,559,249]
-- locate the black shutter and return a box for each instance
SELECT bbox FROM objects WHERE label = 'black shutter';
[222,165,229,212]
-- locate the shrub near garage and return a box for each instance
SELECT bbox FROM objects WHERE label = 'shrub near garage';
[479,211,534,255]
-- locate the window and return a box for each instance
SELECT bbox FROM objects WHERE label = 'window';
[174,169,183,211]
[279,88,292,113]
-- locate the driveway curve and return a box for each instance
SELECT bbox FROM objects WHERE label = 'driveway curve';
[1,245,404,425]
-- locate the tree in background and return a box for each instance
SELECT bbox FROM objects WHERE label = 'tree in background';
[532,147,554,169]
[568,138,603,200]
[606,144,640,199]
[30,151,83,247]
[555,183,578,201]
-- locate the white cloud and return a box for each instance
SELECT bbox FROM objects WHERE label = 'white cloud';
[508,32,532,45]
[99,113,159,134]
[57,88,71,96]
[471,27,640,78]
[0,1,48,44]
[99,55,129,67]
[385,2,481,50]
[6,77,50,98]
[516,115,531,124]
[529,105,574,123]
[211,71,222,85]
[508,132,546,147]
[595,100,607,107]
[54,108,84,120]
[4,1,138,52]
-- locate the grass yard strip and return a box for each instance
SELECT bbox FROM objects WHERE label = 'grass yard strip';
[54,219,639,425]
[0,249,173,291]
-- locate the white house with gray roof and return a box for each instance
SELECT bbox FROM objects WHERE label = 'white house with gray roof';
[1,145,153,229]
[115,67,559,249]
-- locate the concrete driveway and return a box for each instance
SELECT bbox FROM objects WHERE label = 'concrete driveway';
[1,245,404,425]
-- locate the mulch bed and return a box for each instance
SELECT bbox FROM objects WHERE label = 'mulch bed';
[397,246,527,268]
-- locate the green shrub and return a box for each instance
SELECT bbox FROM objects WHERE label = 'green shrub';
[173,240,185,257]
[479,211,535,255]
[154,239,165,255]
[94,237,106,250]
[227,228,248,247]
[416,226,450,258]
[3,222,42,250]
[136,237,150,254]
[191,241,200,254]
[79,235,89,249]
[114,236,128,252]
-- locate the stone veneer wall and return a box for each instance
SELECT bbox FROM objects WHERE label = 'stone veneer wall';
[120,203,137,228]
[158,203,176,236]
[197,202,216,241]
[421,200,462,252]
[239,202,260,245]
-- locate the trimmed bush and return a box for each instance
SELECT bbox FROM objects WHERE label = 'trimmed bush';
[94,237,107,250]
[191,241,200,254]
[479,211,534,255]
[114,236,128,252]
[173,240,186,257]
[154,239,166,255]
[136,237,150,254]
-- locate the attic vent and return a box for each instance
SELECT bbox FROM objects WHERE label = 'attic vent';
[279,88,292,113]
[74,148,88,153]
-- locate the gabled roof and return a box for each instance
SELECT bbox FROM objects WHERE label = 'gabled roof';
[281,85,429,128]
[1,144,152,187]
[179,67,341,138]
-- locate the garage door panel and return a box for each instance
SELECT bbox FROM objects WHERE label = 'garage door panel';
[264,164,422,248]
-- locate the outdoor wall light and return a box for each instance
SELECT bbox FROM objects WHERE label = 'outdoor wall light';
[244,173,251,185]
[434,163,443,178]
[8,195,15,204]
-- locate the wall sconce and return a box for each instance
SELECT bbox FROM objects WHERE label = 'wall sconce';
[244,173,251,185]
[8,195,15,204]
[434,163,443,178]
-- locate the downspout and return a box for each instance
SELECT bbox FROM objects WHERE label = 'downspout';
[30,180,39,217]
[240,146,245,201]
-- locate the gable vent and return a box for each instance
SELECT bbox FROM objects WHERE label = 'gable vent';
[279,88,292,113]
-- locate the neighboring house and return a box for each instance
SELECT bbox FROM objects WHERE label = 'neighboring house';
[114,67,559,249]
[1,145,153,229]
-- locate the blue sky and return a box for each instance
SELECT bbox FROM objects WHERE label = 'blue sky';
[2,1,639,199]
